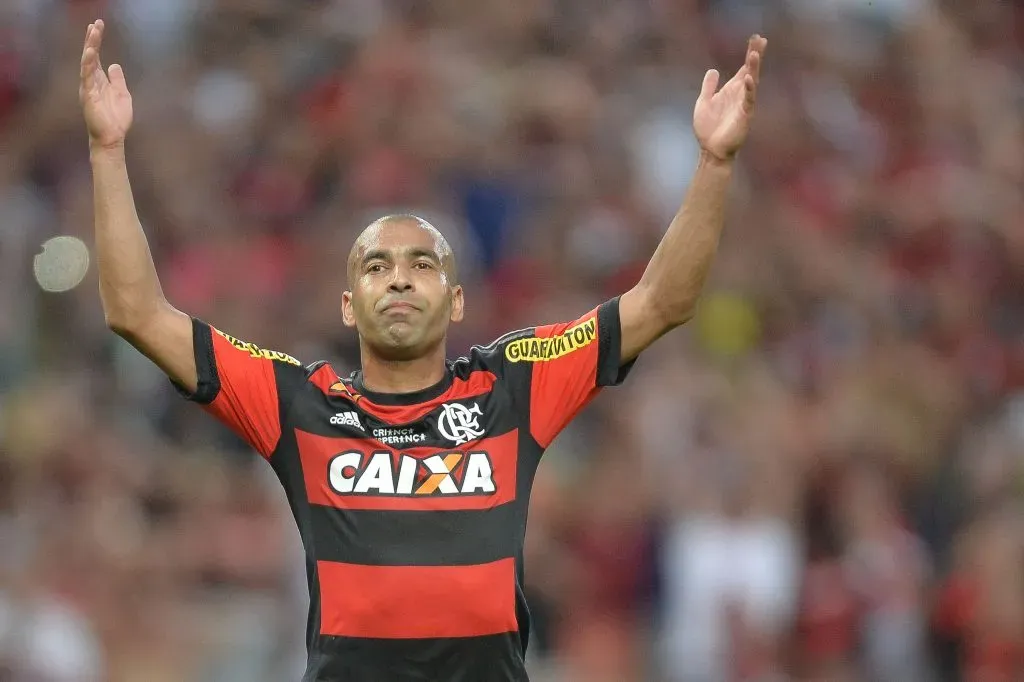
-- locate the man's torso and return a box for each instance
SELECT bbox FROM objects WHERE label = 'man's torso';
[176,297,633,681]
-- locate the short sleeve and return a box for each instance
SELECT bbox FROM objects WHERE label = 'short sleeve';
[501,297,636,448]
[174,318,306,459]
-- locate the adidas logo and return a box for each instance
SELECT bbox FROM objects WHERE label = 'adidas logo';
[329,412,362,429]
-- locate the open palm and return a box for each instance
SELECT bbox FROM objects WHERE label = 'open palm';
[693,35,767,162]
[79,20,133,149]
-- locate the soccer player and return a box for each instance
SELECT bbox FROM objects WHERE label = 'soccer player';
[80,18,766,682]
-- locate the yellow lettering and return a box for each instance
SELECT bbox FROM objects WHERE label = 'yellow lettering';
[214,328,301,366]
[504,318,596,363]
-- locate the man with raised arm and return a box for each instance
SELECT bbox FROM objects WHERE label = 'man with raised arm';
[80,18,766,682]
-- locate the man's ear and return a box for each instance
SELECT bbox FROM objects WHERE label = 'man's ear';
[341,291,357,328]
[449,285,464,323]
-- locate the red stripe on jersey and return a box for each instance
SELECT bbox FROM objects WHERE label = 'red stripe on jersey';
[317,558,518,639]
[296,429,519,511]
[319,368,499,421]
[205,328,283,458]
[528,308,601,447]
[308,363,342,396]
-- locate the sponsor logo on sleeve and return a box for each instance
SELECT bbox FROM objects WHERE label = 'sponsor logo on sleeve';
[214,328,301,366]
[503,317,597,363]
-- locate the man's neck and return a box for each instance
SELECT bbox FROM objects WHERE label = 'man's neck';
[359,344,448,395]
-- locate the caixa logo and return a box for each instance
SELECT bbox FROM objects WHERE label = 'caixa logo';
[328,451,495,496]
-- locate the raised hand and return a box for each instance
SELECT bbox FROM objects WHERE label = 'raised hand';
[79,20,133,149]
[693,35,767,163]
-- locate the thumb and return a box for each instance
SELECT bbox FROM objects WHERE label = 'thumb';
[699,69,720,103]
[108,64,127,90]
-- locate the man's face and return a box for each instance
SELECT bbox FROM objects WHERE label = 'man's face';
[342,219,464,360]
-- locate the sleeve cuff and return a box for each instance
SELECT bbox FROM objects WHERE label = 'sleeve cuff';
[596,296,636,388]
[171,318,221,404]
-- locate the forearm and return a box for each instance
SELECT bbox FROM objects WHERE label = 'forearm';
[638,151,735,323]
[90,144,167,330]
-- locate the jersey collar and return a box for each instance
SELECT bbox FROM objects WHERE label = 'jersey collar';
[351,366,454,406]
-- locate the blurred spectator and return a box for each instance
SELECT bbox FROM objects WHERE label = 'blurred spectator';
[1,0,1023,680]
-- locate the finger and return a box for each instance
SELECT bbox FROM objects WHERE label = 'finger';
[747,47,762,86]
[742,35,765,83]
[699,69,720,102]
[80,47,109,89]
[81,45,98,84]
[88,20,105,62]
[81,22,95,74]
[744,73,757,111]
[83,19,104,52]
[81,35,93,78]
[81,23,108,86]
[747,34,759,57]
[108,64,127,91]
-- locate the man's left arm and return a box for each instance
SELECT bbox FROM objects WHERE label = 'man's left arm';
[619,35,767,363]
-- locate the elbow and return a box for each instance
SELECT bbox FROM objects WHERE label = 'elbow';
[658,303,697,329]
[104,314,131,337]
[637,282,698,329]
[104,310,138,339]
[102,297,166,337]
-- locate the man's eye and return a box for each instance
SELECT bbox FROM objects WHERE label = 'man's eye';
[414,262,433,270]
[367,264,385,273]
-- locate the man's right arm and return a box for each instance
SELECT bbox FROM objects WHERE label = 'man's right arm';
[81,19,197,393]
[90,146,197,393]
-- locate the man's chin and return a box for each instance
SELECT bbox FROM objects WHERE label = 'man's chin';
[375,328,428,360]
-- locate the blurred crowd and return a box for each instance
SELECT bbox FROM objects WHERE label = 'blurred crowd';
[2,0,1023,680]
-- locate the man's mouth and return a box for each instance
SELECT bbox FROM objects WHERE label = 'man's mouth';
[381,301,418,312]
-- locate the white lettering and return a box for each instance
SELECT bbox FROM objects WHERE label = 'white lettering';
[396,455,417,494]
[328,452,362,494]
[461,453,496,494]
[325,450,497,498]
[372,428,427,445]
[353,452,395,494]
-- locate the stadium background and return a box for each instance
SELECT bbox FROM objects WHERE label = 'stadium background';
[2,1,1023,680]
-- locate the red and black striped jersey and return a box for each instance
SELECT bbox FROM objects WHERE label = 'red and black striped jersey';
[176,297,635,681]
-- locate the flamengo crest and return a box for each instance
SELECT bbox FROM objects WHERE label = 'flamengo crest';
[437,402,485,445]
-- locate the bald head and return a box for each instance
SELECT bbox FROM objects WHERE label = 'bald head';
[341,214,466,361]
[347,214,458,289]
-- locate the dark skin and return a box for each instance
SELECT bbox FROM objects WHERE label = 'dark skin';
[342,216,465,394]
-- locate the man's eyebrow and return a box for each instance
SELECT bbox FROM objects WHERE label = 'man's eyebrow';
[359,248,391,265]
[359,246,440,267]
[406,247,441,262]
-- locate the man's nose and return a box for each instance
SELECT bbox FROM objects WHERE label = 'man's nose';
[387,265,414,291]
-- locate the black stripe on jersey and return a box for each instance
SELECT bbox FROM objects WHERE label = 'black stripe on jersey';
[305,632,528,682]
[596,296,636,388]
[270,375,329,653]
[289,392,520,443]
[173,317,220,403]
[352,368,453,406]
[309,503,522,567]
[452,326,536,365]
